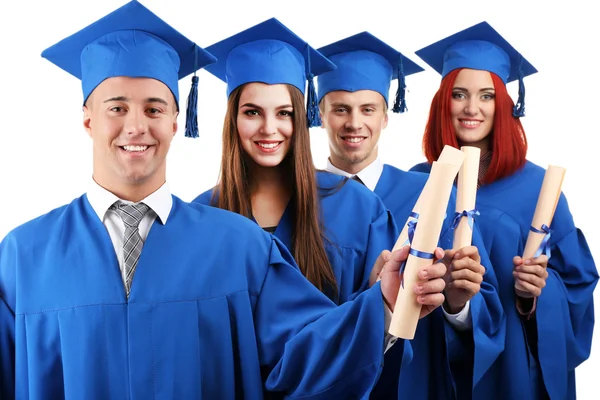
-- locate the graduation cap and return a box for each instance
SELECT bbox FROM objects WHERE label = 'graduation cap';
[204,17,336,128]
[41,0,217,138]
[415,21,538,117]
[316,31,424,115]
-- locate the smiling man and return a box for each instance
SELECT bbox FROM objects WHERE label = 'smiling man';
[0,3,455,399]
[317,32,505,400]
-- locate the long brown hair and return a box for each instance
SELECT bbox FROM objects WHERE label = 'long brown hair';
[213,83,338,295]
[422,68,527,184]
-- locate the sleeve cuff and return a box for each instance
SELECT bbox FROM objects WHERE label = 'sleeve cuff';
[442,300,472,331]
[383,302,399,353]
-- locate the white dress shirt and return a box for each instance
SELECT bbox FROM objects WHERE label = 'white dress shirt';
[86,179,172,288]
[326,157,472,331]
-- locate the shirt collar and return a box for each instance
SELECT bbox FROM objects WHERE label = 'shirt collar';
[325,157,384,192]
[86,179,173,224]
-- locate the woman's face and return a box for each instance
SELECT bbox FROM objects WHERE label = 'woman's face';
[450,68,496,152]
[237,82,294,168]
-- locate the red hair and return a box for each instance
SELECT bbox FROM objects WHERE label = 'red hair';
[422,68,527,184]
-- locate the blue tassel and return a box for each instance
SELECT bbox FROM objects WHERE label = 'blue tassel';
[392,58,407,114]
[306,73,322,128]
[185,75,199,138]
[512,60,526,118]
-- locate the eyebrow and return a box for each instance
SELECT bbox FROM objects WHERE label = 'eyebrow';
[330,102,380,108]
[452,87,495,92]
[239,102,293,110]
[103,96,169,106]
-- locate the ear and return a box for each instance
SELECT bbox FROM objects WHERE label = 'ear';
[382,111,389,130]
[83,106,93,138]
[172,110,179,138]
[319,110,325,129]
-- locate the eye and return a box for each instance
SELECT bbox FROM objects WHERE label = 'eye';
[363,108,375,113]
[279,110,294,117]
[244,109,259,116]
[481,93,495,101]
[452,92,466,100]
[109,106,125,113]
[334,108,347,114]
[147,107,162,114]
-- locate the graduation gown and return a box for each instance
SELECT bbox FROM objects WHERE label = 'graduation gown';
[411,160,598,399]
[0,194,393,400]
[370,164,505,400]
[194,171,399,305]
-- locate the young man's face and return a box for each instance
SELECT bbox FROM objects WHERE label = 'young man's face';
[320,90,388,173]
[83,76,178,193]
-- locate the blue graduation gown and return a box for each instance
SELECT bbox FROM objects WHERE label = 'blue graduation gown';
[0,194,393,399]
[411,160,598,399]
[194,171,400,305]
[371,164,505,400]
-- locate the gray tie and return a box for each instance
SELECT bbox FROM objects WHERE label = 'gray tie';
[110,201,150,297]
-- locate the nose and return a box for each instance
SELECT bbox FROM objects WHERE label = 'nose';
[464,98,480,116]
[344,112,362,132]
[260,114,278,136]
[124,107,148,135]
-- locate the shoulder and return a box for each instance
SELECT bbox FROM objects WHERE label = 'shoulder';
[191,187,217,205]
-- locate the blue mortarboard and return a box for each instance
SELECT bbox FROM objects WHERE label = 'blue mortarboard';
[204,18,336,128]
[41,0,217,138]
[317,32,424,115]
[415,21,538,117]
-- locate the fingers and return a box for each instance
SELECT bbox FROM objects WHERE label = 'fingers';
[513,256,523,267]
[515,263,548,278]
[514,278,543,297]
[449,267,484,285]
[414,277,446,296]
[513,270,547,292]
[418,261,447,280]
[452,256,486,275]
[417,292,445,307]
[446,280,481,295]
[381,246,410,274]
[455,245,481,263]
[524,254,549,269]
[437,248,456,266]
[370,250,391,286]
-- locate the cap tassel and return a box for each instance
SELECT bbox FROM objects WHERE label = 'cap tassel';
[306,73,321,128]
[184,75,199,138]
[512,59,526,118]
[392,58,407,114]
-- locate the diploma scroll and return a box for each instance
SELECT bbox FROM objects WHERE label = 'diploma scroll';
[389,161,458,339]
[515,164,566,291]
[452,146,481,249]
[392,146,465,252]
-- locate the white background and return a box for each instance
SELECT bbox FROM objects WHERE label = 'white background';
[0,0,598,396]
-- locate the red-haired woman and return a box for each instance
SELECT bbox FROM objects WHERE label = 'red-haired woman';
[411,21,598,400]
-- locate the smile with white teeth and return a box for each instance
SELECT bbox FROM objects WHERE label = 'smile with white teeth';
[257,142,280,149]
[460,120,481,127]
[343,137,365,143]
[122,145,149,152]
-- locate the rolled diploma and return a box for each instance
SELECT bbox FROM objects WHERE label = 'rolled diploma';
[453,146,481,249]
[392,145,465,252]
[389,161,458,339]
[515,164,566,290]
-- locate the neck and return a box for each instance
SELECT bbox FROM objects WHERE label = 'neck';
[93,174,164,203]
[329,150,377,175]
[248,162,290,196]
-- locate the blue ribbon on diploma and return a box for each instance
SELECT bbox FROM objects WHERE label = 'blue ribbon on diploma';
[451,209,480,231]
[403,212,420,246]
[530,224,552,259]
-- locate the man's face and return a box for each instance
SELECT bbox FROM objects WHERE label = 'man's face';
[83,76,178,193]
[320,90,388,173]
